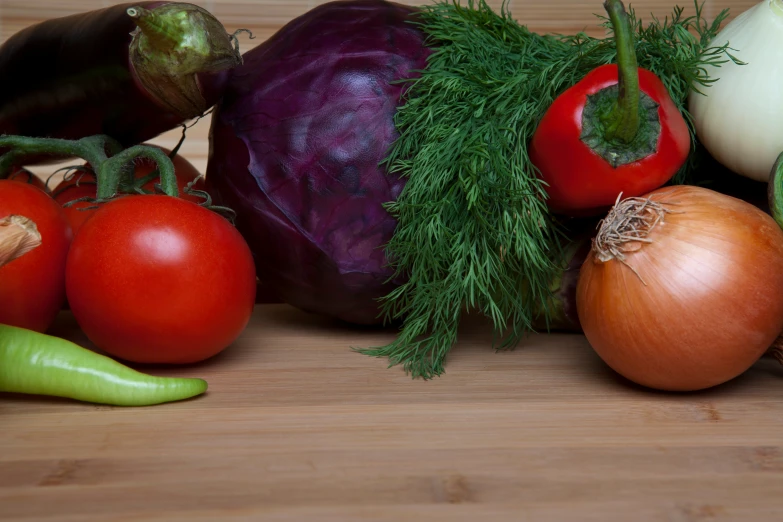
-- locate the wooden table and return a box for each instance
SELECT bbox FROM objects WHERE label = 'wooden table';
[2,305,783,521]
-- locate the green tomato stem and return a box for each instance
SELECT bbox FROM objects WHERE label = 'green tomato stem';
[0,135,110,176]
[0,134,179,199]
[769,151,783,231]
[99,145,178,199]
[600,0,641,144]
[0,324,208,406]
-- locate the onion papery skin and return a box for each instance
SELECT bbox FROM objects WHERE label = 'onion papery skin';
[576,185,783,392]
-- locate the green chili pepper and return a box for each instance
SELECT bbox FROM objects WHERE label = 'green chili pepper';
[0,324,208,406]
[770,150,783,231]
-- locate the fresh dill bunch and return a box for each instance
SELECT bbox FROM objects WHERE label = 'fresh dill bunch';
[358,0,735,379]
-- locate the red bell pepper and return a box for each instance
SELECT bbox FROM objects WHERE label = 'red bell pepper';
[529,0,690,217]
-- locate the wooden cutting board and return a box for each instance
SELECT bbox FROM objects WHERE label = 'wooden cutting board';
[3,1,782,520]
[2,306,783,521]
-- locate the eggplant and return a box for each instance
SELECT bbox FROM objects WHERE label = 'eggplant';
[0,2,241,160]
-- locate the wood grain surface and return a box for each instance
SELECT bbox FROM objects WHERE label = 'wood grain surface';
[3,306,783,521]
[0,0,759,178]
[2,1,782,521]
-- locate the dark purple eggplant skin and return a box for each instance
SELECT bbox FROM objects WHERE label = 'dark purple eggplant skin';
[205,0,430,325]
[0,2,226,149]
[549,236,591,332]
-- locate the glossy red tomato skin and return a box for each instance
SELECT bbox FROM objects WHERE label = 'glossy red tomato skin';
[51,178,97,235]
[0,180,73,332]
[529,65,690,216]
[65,195,257,364]
[52,145,206,235]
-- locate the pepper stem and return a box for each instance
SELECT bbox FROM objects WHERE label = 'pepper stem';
[769,150,783,231]
[600,0,640,144]
[0,135,178,200]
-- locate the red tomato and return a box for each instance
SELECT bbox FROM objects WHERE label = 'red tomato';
[52,145,206,235]
[8,166,50,193]
[65,195,257,364]
[0,180,73,332]
[51,176,97,236]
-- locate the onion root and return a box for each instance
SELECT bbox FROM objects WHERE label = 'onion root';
[591,193,682,284]
[0,214,41,267]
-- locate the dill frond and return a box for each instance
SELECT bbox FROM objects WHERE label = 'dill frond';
[358,0,735,378]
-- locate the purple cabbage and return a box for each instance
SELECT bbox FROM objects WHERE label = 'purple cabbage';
[204,0,430,324]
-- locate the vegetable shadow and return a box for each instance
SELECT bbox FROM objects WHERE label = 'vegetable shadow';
[45,310,244,376]
[256,302,401,335]
[587,351,782,398]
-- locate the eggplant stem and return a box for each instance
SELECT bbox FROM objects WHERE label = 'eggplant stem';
[127,6,181,50]
[229,28,255,56]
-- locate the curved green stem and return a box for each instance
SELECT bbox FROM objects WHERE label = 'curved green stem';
[0,134,178,199]
[100,145,177,199]
[769,151,783,231]
[601,0,640,144]
[0,135,108,178]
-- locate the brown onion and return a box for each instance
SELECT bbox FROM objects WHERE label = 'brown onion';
[576,185,783,392]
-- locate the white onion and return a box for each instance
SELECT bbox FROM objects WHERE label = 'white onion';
[689,0,783,182]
